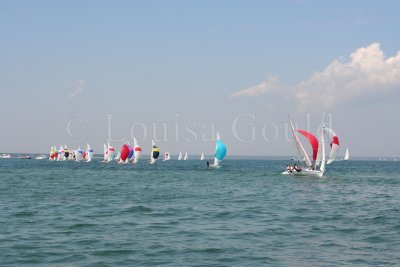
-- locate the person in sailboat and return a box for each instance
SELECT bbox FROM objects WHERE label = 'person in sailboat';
[294,163,301,172]
[206,161,210,167]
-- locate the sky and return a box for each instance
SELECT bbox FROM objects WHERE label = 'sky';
[1,0,399,157]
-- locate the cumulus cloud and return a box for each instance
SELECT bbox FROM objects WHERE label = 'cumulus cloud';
[231,43,400,111]
[69,79,85,98]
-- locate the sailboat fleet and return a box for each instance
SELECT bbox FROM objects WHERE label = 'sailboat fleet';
[44,115,359,177]
[46,133,228,167]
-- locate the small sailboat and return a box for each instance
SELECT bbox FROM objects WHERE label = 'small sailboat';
[107,141,115,162]
[75,146,83,161]
[324,127,339,165]
[57,145,64,161]
[64,145,70,160]
[200,152,205,161]
[149,140,160,164]
[177,152,182,160]
[133,138,142,163]
[49,146,56,160]
[86,144,94,162]
[207,132,227,168]
[103,143,108,162]
[344,148,350,161]
[163,152,171,161]
[183,152,188,160]
[282,115,326,178]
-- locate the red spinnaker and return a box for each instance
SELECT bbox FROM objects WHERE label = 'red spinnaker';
[297,130,319,161]
[120,144,130,161]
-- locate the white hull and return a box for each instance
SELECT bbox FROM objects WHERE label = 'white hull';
[282,168,324,178]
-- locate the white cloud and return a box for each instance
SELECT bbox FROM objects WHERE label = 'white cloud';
[231,43,400,111]
[230,75,280,98]
[69,79,85,98]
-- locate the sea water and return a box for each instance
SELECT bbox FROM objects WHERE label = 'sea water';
[1,158,399,266]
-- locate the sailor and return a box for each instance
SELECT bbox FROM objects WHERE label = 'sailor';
[206,161,210,167]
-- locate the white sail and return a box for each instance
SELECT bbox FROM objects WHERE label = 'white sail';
[103,143,108,161]
[344,148,349,161]
[183,152,188,160]
[178,152,182,160]
[200,152,204,161]
[289,119,312,167]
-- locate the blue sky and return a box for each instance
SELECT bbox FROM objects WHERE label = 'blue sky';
[1,0,399,157]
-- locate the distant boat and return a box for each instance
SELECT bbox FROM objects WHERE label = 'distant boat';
[200,152,205,161]
[163,152,171,161]
[183,152,188,160]
[0,154,11,159]
[207,132,227,168]
[64,145,70,160]
[75,146,83,161]
[18,155,31,159]
[177,152,182,160]
[149,140,160,164]
[86,144,94,162]
[344,148,350,161]
[35,155,47,160]
[107,141,115,162]
[133,138,142,164]
[103,143,108,162]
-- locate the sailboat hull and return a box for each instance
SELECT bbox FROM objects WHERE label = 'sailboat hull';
[282,169,324,178]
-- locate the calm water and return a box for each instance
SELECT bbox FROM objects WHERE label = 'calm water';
[1,158,399,266]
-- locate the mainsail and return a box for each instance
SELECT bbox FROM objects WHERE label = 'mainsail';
[288,119,312,167]
[344,148,349,161]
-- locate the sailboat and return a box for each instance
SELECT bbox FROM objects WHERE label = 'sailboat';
[57,145,64,161]
[344,148,350,161]
[207,132,227,168]
[177,152,183,160]
[282,115,327,178]
[75,146,83,162]
[103,143,108,162]
[163,152,171,161]
[149,140,160,164]
[200,152,205,161]
[107,141,115,162]
[183,152,188,160]
[86,144,94,162]
[133,138,142,164]
[64,145,70,160]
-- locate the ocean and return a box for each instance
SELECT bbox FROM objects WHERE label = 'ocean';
[1,158,399,266]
